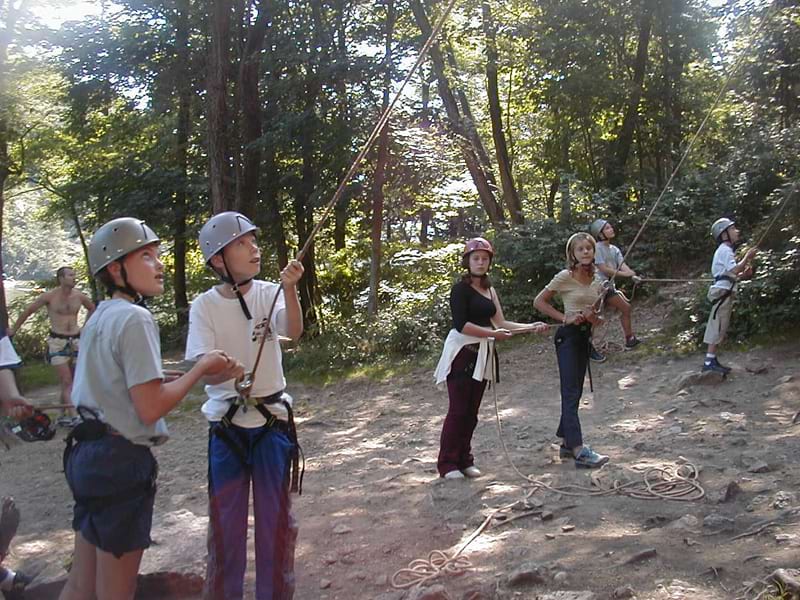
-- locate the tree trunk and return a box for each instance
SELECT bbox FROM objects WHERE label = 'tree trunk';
[332,0,351,251]
[367,0,394,318]
[659,0,686,171]
[419,207,432,246]
[547,175,558,219]
[559,120,572,225]
[605,0,655,191]
[482,0,523,224]
[173,0,191,332]
[207,0,234,212]
[409,0,505,225]
[0,0,24,329]
[234,0,269,216]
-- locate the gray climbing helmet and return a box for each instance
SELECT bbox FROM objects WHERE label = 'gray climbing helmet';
[711,218,735,242]
[199,212,259,264]
[88,218,160,276]
[590,219,609,241]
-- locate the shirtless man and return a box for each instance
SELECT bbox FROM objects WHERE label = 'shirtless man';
[8,267,94,421]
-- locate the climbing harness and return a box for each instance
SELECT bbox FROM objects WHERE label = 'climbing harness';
[209,392,304,494]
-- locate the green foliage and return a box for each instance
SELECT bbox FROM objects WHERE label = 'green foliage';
[491,219,576,319]
[289,243,460,374]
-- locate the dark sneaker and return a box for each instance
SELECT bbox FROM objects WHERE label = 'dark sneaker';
[574,446,609,469]
[559,445,573,459]
[702,357,731,375]
[589,345,606,363]
[3,571,33,600]
[625,336,642,349]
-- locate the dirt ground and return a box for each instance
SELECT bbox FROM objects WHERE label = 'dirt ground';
[2,287,800,600]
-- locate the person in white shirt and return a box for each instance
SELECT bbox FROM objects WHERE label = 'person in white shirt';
[186,211,303,600]
[702,218,757,374]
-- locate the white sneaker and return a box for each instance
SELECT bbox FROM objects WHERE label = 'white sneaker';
[443,470,465,480]
[462,466,482,478]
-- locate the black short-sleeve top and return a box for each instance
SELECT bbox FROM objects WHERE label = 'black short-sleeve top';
[450,280,496,332]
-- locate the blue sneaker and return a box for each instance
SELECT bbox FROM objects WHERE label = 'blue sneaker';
[589,345,606,363]
[574,446,609,469]
[702,357,731,375]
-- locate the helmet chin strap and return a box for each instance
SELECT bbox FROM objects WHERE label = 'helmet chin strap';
[117,264,147,308]
[220,253,254,320]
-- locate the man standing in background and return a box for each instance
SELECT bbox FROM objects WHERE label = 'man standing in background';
[8,267,94,425]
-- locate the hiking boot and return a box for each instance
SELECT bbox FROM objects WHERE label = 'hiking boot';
[625,336,642,349]
[443,470,465,480]
[462,466,482,478]
[589,345,606,363]
[574,446,609,469]
[3,571,33,600]
[702,357,731,375]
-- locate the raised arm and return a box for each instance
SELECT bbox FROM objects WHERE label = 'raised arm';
[8,292,50,336]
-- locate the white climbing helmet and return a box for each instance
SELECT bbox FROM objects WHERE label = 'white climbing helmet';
[199,212,259,264]
[711,218,735,242]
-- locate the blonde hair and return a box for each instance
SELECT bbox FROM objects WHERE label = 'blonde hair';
[565,232,596,271]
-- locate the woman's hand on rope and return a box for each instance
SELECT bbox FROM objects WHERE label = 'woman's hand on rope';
[583,308,604,326]
[631,274,643,285]
[493,328,513,341]
[280,259,304,287]
[528,321,549,334]
[565,312,585,326]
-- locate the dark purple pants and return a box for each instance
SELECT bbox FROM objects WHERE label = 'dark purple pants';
[437,347,487,476]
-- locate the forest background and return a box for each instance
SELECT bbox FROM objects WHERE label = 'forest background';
[0,0,798,379]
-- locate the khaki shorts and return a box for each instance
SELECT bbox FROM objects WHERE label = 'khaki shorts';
[703,287,735,346]
[47,333,80,366]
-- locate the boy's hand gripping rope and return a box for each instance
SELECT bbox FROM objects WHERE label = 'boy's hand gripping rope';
[234,0,460,400]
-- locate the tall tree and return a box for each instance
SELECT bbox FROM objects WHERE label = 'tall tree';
[409,0,505,225]
[0,0,25,329]
[605,0,655,191]
[367,0,394,317]
[482,0,523,224]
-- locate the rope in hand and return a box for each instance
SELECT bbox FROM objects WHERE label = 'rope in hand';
[235,0,461,400]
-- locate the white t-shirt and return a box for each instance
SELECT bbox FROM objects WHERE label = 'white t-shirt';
[0,336,21,368]
[185,280,290,427]
[710,243,737,292]
[594,243,624,283]
[72,299,168,446]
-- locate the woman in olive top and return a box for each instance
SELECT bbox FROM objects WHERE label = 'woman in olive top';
[534,232,609,469]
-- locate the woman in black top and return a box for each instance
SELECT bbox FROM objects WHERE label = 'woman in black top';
[437,238,547,479]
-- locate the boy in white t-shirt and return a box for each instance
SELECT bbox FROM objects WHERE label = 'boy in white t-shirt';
[185,211,304,600]
[589,219,642,360]
[702,218,757,374]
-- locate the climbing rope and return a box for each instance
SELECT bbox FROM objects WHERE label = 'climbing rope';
[237,0,461,399]
[391,336,704,590]
[595,0,782,314]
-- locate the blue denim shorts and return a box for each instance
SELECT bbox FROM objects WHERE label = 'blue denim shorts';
[65,434,157,557]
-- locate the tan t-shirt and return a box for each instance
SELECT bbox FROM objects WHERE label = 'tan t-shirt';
[545,269,602,317]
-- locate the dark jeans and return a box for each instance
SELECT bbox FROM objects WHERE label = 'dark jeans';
[437,347,487,476]
[554,324,591,449]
